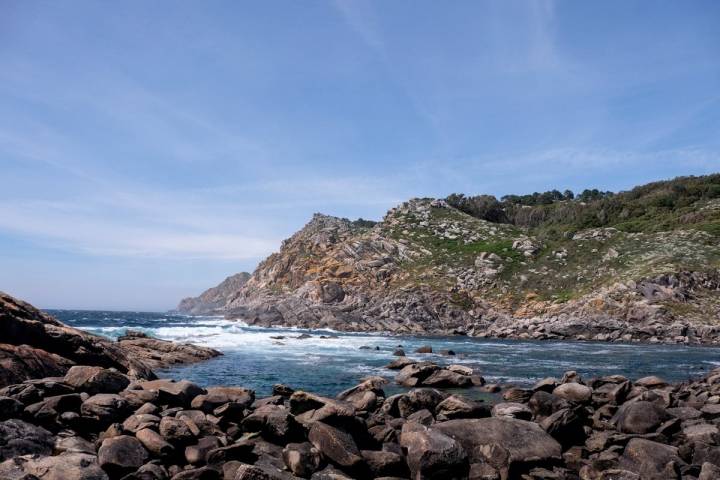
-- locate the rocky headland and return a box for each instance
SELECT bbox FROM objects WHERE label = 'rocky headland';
[178,175,720,345]
[0,292,220,388]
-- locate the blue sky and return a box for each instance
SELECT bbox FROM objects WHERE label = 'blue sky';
[1,1,719,311]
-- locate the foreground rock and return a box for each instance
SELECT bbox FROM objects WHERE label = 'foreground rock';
[2,364,720,479]
[0,292,221,387]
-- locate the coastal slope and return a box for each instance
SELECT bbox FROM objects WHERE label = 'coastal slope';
[183,174,720,344]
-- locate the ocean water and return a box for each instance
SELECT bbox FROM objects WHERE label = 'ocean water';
[52,310,720,397]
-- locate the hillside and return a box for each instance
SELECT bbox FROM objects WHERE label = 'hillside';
[181,174,720,344]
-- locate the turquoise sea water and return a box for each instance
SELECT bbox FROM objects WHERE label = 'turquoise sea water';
[52,310,720,397]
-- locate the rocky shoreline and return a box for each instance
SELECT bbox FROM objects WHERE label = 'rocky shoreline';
[3,356,720,479]
[0,292,221,388]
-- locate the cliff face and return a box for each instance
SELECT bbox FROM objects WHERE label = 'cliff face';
[187,181,720,344]
[177,272,251,315]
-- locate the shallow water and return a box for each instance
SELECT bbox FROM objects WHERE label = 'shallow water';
[52,310,720,397]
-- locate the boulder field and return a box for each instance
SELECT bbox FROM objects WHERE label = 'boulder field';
[3,362,720,479]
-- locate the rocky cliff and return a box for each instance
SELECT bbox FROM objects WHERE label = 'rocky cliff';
[188,176,720,344]
[0,292,220,387]
[177,272,251,315]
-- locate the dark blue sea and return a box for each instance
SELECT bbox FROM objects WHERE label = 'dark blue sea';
[51,310,720,397]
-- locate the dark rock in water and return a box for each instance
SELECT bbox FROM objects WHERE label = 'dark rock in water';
[392,348,405,356]
[98,435,149,477]
[384,356,415,370]
[415,345,432,354]
[0,418,54,461]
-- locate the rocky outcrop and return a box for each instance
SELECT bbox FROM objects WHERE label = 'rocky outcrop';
[3,363,720,479]
[116,331,221,370]
[177,272,251,315]
[0,292,221,387]
[180,197,720,344]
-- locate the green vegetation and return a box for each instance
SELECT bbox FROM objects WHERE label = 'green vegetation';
[446,174,720,237]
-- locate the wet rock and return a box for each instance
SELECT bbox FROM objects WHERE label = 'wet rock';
[385,357,416,370]
[415,345,433,354]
